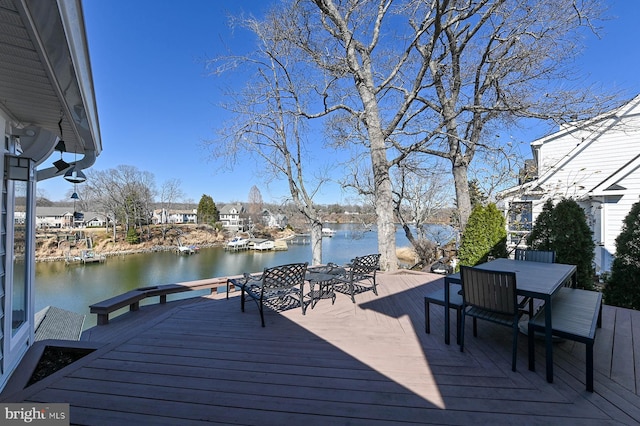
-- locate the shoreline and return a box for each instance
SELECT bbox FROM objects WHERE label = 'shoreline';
[35,242,223,263]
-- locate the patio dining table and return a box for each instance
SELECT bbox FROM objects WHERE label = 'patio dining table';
[443,258,577,383]
[306,266,347,308]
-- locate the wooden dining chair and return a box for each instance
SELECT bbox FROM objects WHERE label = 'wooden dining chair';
[459,266,521,372]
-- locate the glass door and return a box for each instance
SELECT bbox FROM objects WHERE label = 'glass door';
[3,154,35,376]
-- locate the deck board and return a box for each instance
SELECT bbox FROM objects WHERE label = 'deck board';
[3,271,640,425]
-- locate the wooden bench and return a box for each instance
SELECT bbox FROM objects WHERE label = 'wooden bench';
[528,287,603,392]
[90,290,147,326]
[89,276,242,325]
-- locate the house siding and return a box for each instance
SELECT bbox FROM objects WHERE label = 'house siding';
[500,95,640,274]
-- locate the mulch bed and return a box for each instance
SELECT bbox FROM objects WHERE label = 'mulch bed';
[27,346,94,386]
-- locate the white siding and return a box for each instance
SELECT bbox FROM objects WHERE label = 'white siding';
[536,121,640,200]
[499,96,640,273]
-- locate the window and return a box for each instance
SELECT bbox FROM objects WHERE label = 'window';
[507,201,533,246]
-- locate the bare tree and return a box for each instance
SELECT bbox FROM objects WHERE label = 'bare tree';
[84,165,157,242]
[392,157,453,267]
[207,14,336,265]
[247,185,264,232]
[214,0,617,271]
[159,178,184,239]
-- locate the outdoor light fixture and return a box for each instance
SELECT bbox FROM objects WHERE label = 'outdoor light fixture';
[64,167,86,183]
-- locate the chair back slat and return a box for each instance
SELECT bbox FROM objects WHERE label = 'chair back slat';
[514,249,555,263]
[460,266,517,315]
[262,263,308,291]
[350,254,381,278]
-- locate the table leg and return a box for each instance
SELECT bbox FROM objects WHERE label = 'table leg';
[545,296,553,383]
[444,277,451,345]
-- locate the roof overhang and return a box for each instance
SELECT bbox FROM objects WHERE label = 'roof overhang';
[0,0,101,180]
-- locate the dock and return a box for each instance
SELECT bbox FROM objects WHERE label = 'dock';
[65,249,105,265]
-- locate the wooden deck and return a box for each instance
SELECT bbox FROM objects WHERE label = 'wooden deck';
[4,271,640,424]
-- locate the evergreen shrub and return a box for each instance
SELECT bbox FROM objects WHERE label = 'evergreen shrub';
[603,199,640,309]
[526,198,595,289]
[126,227,140,244]
[457,203,507,268]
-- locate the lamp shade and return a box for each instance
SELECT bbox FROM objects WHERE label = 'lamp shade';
[64,167,86,183]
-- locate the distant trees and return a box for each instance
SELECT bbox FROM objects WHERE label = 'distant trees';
[84,165,156,242]
[603,199,640,309]
[527,199,595,289]
[158,178,184,239]
[247,186,264,231]
[197,194,219,226]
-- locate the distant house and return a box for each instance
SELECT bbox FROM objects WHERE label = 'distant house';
[498,95,640,275]
[82,212,109,228]
[35,207,108,228]
[219,203,245,231]
[152,209,198,225]
[261,209,288,229]
[36,207,74,228]
[168,209,197,224]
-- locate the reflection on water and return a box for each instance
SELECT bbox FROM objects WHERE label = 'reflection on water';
[35,223,454,329]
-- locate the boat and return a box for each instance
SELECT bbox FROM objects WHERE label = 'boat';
[321,227,336,237]
[226,237,249,250]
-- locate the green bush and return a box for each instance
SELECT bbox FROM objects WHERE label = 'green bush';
[126,227,140,244]
[526,198,594,289]
[457,203,507,267]
[603,199,640,309]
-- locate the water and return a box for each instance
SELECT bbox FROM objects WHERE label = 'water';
[35,223,454,329]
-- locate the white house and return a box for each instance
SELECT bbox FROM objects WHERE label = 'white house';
[498,95,640,275]
[167,209,197,224]
[152,208,197,224]
[35,207,75,228]
[35,207,108,229]
[219,203,245,231]
[261,208,288,229]
[0,0,101,390]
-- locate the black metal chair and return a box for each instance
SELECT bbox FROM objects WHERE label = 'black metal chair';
[334,254,381,303]
[231,262,308,327]
[514,248,556,263]
[459,266,522,372]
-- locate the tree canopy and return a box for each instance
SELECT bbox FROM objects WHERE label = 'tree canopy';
[208,0,614,270]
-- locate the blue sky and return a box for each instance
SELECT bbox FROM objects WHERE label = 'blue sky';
[37,0,640,204]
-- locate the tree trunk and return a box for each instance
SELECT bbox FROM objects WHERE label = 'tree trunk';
[357,83,398,271]
[452,162,472,231]
[310,220,323,266]
[369,129,397,271]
